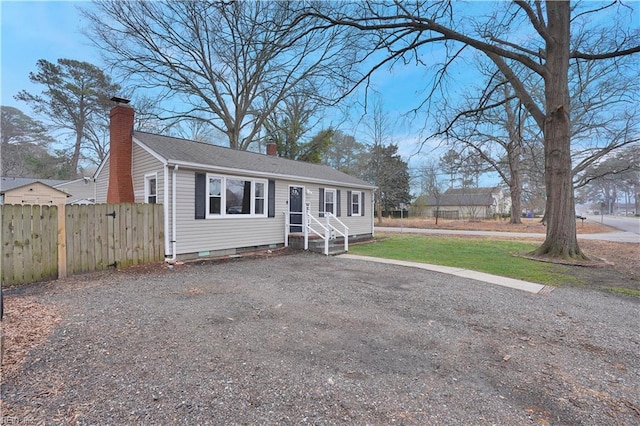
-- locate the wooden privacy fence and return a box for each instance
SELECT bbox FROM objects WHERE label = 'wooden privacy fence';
[1,203,164,285]
[1,204,59,285]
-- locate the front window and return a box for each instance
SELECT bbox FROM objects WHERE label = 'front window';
[324,189,336,215]
[207,174,267,217]
[145,174,157,204]
[209,177,222,214]
[351,192,360,216]
[254,182,265,215]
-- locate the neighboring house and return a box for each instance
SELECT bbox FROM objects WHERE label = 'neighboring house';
[0,176,96,205]
[0,177,69,206]
[55,178,96,204]
[421,187,508,219]
[93,102,375,260]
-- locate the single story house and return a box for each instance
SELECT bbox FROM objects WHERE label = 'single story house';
[420,187,509,219]
[0,176,96,205]
[93,101,376,260]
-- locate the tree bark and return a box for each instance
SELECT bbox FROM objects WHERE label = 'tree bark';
[533,1,586,259]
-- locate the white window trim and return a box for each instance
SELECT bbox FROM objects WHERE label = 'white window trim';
[206,173,268,218]
[351,191,362,216]
[144,172,158,204]
[324,188,336,215]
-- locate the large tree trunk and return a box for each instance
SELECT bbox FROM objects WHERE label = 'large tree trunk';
[533,1,586,259]
[509,172,522,224]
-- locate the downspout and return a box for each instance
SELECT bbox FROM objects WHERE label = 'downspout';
[171,164,178,261]
[163,164,171,260]
[165,164,179,262]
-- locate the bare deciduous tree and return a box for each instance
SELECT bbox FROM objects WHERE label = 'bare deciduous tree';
[83,0,356,150]
[299,0,640,260]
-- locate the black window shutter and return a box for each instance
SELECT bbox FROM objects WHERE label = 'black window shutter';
[347,191,352,216]
[336,190,341,217]
[195,173,206,219]
[361,191,365,215]
[268,179,276,218]
[319,188,325,217]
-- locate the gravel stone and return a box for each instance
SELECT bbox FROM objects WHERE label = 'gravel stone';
[3,251,639,425]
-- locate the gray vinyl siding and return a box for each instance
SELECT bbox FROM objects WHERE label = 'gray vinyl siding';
[132,143,165,203]
[94,145,165,205]
[94,158,109,203]
[171,173,374,256]
[172,168,286,255]
[55,178,96,203]
[277,181,373,237]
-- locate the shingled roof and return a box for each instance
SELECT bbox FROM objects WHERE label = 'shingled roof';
[425,187,501,206]
[134,131,374,188]
[0,177,67,192]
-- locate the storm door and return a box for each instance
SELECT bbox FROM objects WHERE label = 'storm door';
[289,186,304,233]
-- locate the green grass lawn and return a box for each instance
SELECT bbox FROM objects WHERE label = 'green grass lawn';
[349,234,579,286]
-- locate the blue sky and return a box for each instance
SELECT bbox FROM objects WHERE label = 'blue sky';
[0,1,438,159]
[3,1,636,188]
[1,1,99,111]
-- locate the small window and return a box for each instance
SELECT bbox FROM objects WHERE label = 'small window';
[209,177,222,215]
[255,182,265,215]
[145,174,157,204]
[324,189,336,215]
[351,192,360,216]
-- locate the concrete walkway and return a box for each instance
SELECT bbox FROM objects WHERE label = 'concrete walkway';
[339,254,551,295]
[340,226,638,295]
[375,226,640,243]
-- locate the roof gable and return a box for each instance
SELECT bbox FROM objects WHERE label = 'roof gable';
[133,131,374,188]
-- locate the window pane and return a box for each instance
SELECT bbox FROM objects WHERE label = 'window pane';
[149,178,157,195]
[255,199,264,214]
[209,197,221,214]
[254,182,265,214]
[325,190,335,214]
[352,193,359,215]
[210,178,221,196]
[227,179,250,214]
[255,182,264,198]
[325,191,334,203]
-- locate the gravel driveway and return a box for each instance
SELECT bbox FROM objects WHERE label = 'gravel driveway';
[3,252,640,425]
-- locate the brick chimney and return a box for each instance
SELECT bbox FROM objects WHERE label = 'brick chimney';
[266,141,277,156]
[106,99,135,203]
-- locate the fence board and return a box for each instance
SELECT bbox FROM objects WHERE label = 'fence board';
[2,205,16,284]
[23,206,42,282]
[45,205,58,280]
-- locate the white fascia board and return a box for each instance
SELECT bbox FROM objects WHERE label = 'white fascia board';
[165,159,376,190]
[93,152,109,180]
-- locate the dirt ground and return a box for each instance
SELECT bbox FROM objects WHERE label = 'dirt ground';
[2,253,639,424]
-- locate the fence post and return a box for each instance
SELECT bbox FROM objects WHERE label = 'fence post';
[58,204,67,279]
